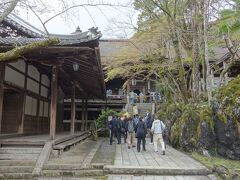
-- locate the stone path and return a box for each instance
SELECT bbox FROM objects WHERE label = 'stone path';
[104,138,211,177]
[39,138,216,179]
[107,175,217,180]
[114,139,206,169]
[38,175,216,180]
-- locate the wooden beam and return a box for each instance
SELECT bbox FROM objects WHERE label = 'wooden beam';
[0,63,5,134]
[70,82,76,135]
[50,65,58,140]
[94,48,106,98]
[84,99,88,131]
[3,81,49,102]
[81,99,85,131]
[59,67,87,96]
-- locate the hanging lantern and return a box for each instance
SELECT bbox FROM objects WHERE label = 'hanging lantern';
[73,63,79,71]
[132,78,136,85]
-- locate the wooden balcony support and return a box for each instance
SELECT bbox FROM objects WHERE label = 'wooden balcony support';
[70,82,76,135]
[0,63,5,134]
[81,99,85,131]
[84,99,88,130]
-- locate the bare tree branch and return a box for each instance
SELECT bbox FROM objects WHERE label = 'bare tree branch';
[44,3,131,25]
[26,3,50,36]
[83,6,97,27]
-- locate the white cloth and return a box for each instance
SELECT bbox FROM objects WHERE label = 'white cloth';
[153,133,165,152]
[151,120,165,134]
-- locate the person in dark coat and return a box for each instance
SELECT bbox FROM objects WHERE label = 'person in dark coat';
[110,116,121,144]
[136,117,147,152]
[121,116,127,143]
[145,111,153,144]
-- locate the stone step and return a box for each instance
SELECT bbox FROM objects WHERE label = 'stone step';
[0,141,45,147]
[38,177,101,180]
[0,173,33,179]
[0,166,33,173]
[43,164,95,170]
[0,153,39,160]
[0,160,36,166]
[107,175,217,180]
[0,147,42,154]
[41,169,104,177]
[103,165,211,176]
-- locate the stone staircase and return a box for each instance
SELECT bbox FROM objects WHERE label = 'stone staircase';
[126,103,155,116]
[0,145,42,179]
[40,139,104,178]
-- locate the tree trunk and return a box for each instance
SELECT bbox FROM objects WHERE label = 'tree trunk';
[203,0,212,104]
[0,38,59,62]
[171,22,188,102]
[192,0,201,98]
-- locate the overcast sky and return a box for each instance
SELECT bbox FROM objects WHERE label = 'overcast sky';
[15,0,138,39]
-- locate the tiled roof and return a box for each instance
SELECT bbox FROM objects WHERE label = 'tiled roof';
[3,13,46,37]
[2,12,102,42]
[0,29,101,46]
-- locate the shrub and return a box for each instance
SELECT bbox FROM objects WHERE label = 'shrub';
[96,108,118,129]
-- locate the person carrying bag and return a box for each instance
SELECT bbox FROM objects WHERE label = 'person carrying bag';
[151,115,166,155]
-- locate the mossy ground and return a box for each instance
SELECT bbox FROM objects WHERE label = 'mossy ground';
[192,152,240,179]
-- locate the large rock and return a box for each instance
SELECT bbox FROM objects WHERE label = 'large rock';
[213,105,240,160]
[198,121,216,150]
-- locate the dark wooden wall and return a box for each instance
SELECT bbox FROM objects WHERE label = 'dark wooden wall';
[2,92,22,133]
[24,115,49,133]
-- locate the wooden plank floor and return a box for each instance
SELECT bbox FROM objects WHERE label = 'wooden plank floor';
[0,132,84,142]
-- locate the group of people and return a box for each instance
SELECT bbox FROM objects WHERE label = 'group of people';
[128,91,161,105]
[108,111,166,155]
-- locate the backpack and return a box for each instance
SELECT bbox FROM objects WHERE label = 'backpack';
[160,121,167,138]
[128,121,134,133]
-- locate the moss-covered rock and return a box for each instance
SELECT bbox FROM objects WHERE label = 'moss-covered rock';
[157,76,240,159]
[212,76,240,160]
[158,102,215,152]
[215,75,240,123]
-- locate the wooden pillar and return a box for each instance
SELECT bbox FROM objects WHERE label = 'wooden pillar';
[50,65,58,140]
[0,63,5,134]
[37,74,42,133]
[84,99,88,131]
[70,83,76,135]
[19,62,28,134]
[81,99,85,131]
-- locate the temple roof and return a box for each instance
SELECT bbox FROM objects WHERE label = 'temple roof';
[0,27,101,46]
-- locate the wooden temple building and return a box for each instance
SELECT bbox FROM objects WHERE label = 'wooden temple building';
[0,13,105,140]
